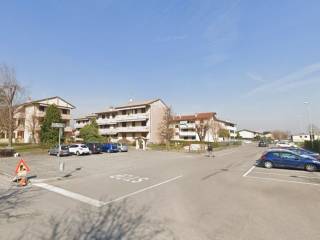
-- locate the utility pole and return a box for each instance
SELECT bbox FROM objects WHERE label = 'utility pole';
[304,101,314,148]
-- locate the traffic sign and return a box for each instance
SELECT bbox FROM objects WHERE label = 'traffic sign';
[15,159,30,176]
[51,123,65,128]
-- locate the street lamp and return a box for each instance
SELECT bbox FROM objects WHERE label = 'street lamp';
[304,101,314,147]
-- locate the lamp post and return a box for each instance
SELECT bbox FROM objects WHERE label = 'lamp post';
[304,101,314,147]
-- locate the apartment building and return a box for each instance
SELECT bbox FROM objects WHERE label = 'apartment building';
[74,99,168,144]
[171,112,237,142]
[0,96,75,144]
[74,114,97,137]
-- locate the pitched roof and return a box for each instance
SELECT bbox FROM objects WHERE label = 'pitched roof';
[238,129,261,134]
[21,96,76,109]
[172,112,216,121]
[115,99,161,109]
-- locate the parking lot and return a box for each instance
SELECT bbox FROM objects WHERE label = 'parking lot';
[1,144,320,240]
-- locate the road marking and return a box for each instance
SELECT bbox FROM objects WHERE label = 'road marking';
[253,171,320,180]
[103,175,183,205]
[110,174,149,183]
[246,175,320,187]
[33,182,104,207]
[243,166,256,177]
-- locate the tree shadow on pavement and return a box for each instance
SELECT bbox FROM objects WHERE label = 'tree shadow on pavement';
[35,200,177,240]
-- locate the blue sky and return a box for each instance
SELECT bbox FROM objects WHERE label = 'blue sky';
[1,0,320,133]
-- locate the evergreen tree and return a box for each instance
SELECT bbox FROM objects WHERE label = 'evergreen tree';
[40,105,62,145]
[80,119,104,143]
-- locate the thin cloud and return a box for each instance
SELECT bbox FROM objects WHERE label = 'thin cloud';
[246,72,265,83]
[156,35,187,42]
[246,62,320,96]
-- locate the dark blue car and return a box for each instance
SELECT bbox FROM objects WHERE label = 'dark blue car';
[257,149,320,172]
[285,147,320,160]
[101,143,119,153]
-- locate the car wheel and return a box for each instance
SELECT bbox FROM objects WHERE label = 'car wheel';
[76,151,80,156]
[264,161,273,169]
[107,150,111,153]
[56,153,60,157]
[305,164,316,172]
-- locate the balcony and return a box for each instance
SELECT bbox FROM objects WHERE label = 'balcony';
[117,126,149,133]
[180,123,196,129]
[61,114,71,120]
[99,129,118,135]
[15,112,25,119]
[74,122,89,129]
[96,118,117,125]
[179,131,197,137]
[115,113,149,122]
[36,111,45,118]
[64,126,73,132]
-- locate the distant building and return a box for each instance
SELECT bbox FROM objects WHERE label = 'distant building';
[74,99,168,145]
[237,129,261,140]
[171,112,237,142]
[0,96,75,144]
[291,134,320,143]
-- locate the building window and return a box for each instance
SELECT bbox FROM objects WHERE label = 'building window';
[122,110,126,115]
[141,121,146,126]
[39,106,45,112]
[132,133,136,138]
[141,108,146,113]
[134,109,138,114]
[122,122,127,127]
[62,109,69,115]
[132,122,136,127]
[175,125,179,128]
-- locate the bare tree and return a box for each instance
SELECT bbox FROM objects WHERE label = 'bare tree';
[158,107,174,149]
[208,120,221,142]
[195,120,209,142]
[26,106,38,144]
[271,130,289,140]
[0,64,25,147]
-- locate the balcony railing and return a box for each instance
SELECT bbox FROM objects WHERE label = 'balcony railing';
[99,129,118,135]
[115,113,149,122]
[179,131,197,137]
[96,118,118,125]
[117,126,149,133]
[180,123,196,129]
[61,114,71,120]
[74,122,89,129]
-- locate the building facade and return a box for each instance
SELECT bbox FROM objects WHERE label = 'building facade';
[0,96,75,144]
[74,99,168,144]
[237,129,261,140]
[171,112,237,142]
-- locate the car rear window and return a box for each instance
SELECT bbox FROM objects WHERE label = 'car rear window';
[81,145,87,148]
[61,146,68,150]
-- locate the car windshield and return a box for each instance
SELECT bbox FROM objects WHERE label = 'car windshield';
[61,146,68,150]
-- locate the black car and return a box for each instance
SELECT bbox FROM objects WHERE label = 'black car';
[86,143,102,154]
[258,140,268,147]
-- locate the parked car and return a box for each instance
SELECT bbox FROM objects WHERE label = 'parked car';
[276,141,296,148]
[256,149,320,172]
[285,147,320,160]
[101,143,119,153]
[258,140,268,147]
[68,144,91,156]
[86,143,102,154]
[48,145,70,157]
[117,143,128,152]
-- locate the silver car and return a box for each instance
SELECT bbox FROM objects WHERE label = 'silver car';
[117,143,128,152]
[48,145,70,157]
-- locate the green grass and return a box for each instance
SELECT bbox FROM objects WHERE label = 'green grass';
[0,143,48,153]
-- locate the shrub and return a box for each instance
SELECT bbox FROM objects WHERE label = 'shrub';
[304,140,320,153]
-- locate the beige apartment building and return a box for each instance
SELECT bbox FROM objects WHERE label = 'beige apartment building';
[171,112,237,142]
[74,99,168,145]
[0,96,75,144]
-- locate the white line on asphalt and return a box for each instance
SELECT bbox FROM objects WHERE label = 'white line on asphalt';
[33,182,104,207]
[253,171,320,179]
[246,175,320,187]
[243,166,256,177]
[103,175,183,206]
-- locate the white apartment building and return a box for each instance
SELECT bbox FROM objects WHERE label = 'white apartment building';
[74,99,168,144]
[237,129,261,139]
[291,134,320,143]
[171,112,237,142]
[0,96,75,144]
[74,114,97,138]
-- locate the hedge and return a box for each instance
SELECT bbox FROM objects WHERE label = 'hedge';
[304,140,320,153]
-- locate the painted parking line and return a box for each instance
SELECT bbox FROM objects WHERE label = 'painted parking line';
[245,175,320,187]
[243,166,256,177]
[253,171,320,180]
[33,182,104,207]
[33,175,183,208]
[103,175,183,206]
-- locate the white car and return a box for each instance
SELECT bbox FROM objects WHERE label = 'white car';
[276,141,296,148]
[68,144,91,156]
